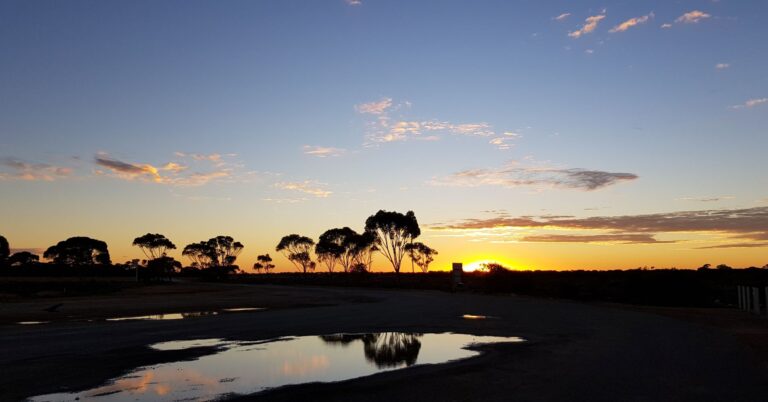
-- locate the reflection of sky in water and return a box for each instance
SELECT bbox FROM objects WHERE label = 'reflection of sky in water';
[105,311,219,321]
[28,333,522,402]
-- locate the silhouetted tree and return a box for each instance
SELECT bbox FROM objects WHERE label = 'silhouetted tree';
[132,233,176,260]
[182,241,215,268]
[480,262,511,274]
[43,237,111,267]
[254,254,275,273]
[8,251,39,266]
[697,263,711,271]
[316,227,359,273]
[0,235,9,268]
[276,234,315,273]
[351,231,377,271]
[364,210,420,273]
[145,256,182,281]
[404,242,438,273]
[206,236,244,267]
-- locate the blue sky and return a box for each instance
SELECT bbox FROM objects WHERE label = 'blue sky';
[1,1,767,270]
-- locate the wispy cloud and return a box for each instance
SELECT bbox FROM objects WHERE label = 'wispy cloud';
[431,207,768,247]
[360,98,499,144]
[489,132,521,150]
[355,98,393,115]
[0,159,73,181]
[677,196,734,202]
[94,153,244,186]
[730,98,768,109]
[275,181,332,198]
[431,162,637,191]
[553,13,571,21]
[568,14,605,38]
[697,242,768,249]
[95,155,161,181]
[521,234,672,244]
[609,12,653,33]
[715,63,730,70]
[345,0,361,5]
[303,146,346,158]
[675,10,711,24]
[660,23,673,29]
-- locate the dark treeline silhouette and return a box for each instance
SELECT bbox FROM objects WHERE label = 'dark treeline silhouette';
[0,209,436,278]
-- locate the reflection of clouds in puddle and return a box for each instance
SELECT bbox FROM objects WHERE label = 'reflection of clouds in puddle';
[16,321,50,325]
[281,355,330,376]
[29,333,523,402]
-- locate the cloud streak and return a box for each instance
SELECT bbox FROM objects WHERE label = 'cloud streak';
[431,162,637,191]
[0,159,73,181]
[569,14,605,38]
[94,153,244,186]
[730,98,768,109]
[675,10,711,24]
[431,207,768,246]
[609,12,653,33]
[521,234,672,244]
[303,146,346,158]
[275,181,332,198]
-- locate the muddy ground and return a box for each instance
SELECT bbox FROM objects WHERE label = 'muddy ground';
[1,281,767,401]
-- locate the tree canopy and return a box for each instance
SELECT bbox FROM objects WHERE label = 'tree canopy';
[0,235,9,262]
[254,254,275,273]
[364,210,420,273]
[132,233,176,260]
[8,251,39,266]
[182,236,243,268]
[276,234,315,273]
[404,242,438,273]
[43,236,111,266]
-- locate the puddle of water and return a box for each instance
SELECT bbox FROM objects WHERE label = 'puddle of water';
[222,307,264,312]
[28,332,523,402]
[105,311,219,321]
[462,314,497,320]
[16,321,50,325]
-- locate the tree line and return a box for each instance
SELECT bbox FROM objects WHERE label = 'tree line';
[0,210,437,278]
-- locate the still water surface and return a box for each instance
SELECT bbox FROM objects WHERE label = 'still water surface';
[28,332,523,402]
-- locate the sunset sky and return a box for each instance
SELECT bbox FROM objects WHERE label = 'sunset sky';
[1,1,767,271]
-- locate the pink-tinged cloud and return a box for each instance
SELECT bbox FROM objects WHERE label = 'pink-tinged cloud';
[94,154,238,186]
[355,98,393,115]
[609,12,654,33]
[730,98,768,109]
[0,159,73,181]
[569,15,605,38]
[675,10,711,24]
[275,181,332,198]
[302,146,346,158]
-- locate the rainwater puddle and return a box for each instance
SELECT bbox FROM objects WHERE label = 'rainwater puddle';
[462,314,498,320]
[105,311,219,321]
[16,321,50,325]
[28,332,523,402]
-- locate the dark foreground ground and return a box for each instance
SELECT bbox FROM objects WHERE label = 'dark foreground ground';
[1,282,767,401]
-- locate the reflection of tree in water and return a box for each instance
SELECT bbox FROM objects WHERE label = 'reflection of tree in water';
[320,333,422,368]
